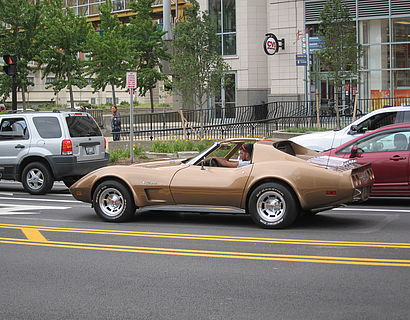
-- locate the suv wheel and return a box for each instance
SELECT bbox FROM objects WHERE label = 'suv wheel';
[22,162,54,195]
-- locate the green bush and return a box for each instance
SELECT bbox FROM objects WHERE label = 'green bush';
[149,139,214,153]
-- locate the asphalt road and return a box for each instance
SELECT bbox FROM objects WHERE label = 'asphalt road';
[0,181,409,320]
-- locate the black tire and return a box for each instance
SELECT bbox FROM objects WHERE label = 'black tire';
[248,182,299,229]
[21,162,54,195]
[93,180,136,222]
[62,176,81,188]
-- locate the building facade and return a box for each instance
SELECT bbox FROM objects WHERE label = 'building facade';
[6,0,410,110]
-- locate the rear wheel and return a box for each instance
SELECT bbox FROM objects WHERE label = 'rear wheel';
[21,162,54,195]
[248,182,299,228]
[93,180,136,222]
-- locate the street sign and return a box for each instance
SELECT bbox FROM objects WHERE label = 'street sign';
[296,54,307,66]
[126,72,137,89]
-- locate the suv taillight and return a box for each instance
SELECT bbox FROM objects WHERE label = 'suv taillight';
[62,139,73,155]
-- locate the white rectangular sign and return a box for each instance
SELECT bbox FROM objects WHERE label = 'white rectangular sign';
[126,72,137,89]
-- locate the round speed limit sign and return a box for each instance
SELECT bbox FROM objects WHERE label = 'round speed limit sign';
[263,34,279,55]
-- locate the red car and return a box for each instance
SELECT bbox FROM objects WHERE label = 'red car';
[323,123,410,196]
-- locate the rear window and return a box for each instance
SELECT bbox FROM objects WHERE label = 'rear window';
[65,115,102,137]
[33,117,62,138]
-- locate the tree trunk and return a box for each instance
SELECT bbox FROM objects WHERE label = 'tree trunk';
[21,86,27,110]
[149,87,154,113]
[111,82,116,105]
[69,85,74,110]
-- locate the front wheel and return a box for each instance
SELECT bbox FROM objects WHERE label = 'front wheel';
[93,180,136,222]
[21,162,54,195]
[248,183,299,229]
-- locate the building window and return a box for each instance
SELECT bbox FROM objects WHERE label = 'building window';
[106,97,119,105]
[209,0,236,56]
[45,77,56,84]
[211,73,236,119]
[90,98,96,105]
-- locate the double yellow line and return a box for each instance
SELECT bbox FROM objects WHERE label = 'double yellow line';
[0,223,409,267]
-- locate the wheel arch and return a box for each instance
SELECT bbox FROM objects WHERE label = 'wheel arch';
[17,156,53,181]
[244,178,301,214]
[91,176,140,208]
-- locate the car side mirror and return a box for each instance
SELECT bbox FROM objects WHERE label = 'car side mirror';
[350,144,361,158]
[349,124,359,134]
[200,157,205,170]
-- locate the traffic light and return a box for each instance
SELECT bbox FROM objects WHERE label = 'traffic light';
[3,55,18,76]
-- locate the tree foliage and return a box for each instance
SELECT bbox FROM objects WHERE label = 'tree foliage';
[170,0,230,110]
[0,0,43,105]
[38,0,93,109]
[128,0,170,112]
[315,0,361,127]
[86,0,134,104]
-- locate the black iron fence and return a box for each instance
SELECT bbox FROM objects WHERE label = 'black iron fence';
[110,97,410,141]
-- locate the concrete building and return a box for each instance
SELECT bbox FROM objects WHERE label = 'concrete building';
[5,0,410,110]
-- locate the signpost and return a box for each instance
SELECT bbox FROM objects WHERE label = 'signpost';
[126,72,137,163]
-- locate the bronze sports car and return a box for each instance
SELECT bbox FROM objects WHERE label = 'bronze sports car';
[70,138,374,229]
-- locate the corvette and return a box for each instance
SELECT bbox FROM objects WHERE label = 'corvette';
[70,138,374,228]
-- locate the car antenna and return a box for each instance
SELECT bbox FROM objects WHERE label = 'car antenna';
[326,129,338,169]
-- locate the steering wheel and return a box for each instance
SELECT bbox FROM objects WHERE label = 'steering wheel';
[210,157,220,167]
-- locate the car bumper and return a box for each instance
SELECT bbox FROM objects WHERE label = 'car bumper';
[46,153,110,178]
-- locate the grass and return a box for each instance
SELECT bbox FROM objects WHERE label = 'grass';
[285,127,330,133]
[109,140,215,163]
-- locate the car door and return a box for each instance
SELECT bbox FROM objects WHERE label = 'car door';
[170,164,253,207]
[348,130,410,194]
[0,117,31,179]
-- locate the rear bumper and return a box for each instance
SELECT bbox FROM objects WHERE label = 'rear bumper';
[46,153,110,178]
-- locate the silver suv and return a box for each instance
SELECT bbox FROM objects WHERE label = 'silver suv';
[0,111,109,194]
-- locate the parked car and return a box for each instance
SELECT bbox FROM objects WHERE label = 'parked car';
[70,138,374,229]
[290,106,410,152]
[0,111,109,194]
[322,123,410,196]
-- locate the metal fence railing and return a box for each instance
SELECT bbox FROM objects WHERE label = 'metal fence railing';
[108,97,410,141]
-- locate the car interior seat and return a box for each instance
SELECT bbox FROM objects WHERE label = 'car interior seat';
[393,133,408,151]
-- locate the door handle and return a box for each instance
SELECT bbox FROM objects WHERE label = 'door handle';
[15,144,25,149]
[389,155,406,161]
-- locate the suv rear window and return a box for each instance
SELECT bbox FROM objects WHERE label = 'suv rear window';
[33,117,62,138]
[66,115,102,137]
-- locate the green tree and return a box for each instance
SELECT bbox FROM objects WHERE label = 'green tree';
[128,0,170,113]
[86,0,134,105]
[315,0,361,127]
[170,0,230,111]
[0,0,43,107]
[38,0,92,109]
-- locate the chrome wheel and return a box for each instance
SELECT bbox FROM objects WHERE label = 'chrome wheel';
[98,187,125,217]
[26,168,44,190]
[256,190,286,223]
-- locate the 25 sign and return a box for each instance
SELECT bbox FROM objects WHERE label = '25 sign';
[263,34,285,56]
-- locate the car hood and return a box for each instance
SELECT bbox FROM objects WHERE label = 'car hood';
[290,130,342,152]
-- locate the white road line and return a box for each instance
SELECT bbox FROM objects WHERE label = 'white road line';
[0,196,81,204]
[0,204,70,215]
[332,207,410,213]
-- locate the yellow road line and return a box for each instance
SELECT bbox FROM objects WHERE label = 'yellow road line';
[0,237,409,267]
[0,223,409,248]
[21,228,47,242]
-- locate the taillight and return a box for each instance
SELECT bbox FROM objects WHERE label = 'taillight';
[62,139,73,155]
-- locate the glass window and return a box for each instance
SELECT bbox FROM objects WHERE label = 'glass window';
[65,115,102,137]
[363,44,390,69]
[209,0,236,56]
[392,43,410,69]
[393,70,410,89]
[393,18,410,43]
[338,131,410,155]
[33,117,62,139]
[0,118,29,140]
[360,19,389,45]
